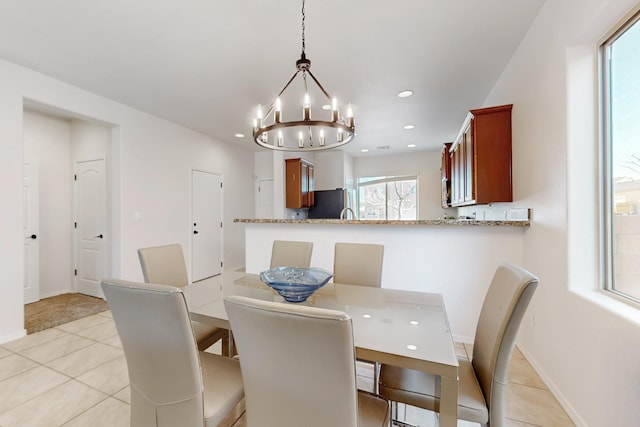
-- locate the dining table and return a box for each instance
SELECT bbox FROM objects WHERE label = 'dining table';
[189,269,460,427]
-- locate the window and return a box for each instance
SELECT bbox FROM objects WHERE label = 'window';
[357,176,417,220]
[601,11,640,302]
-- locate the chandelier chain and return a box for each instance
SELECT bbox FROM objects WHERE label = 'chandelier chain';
[301,0,306,56]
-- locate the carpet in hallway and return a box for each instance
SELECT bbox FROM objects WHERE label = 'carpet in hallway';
[25,293,109,334]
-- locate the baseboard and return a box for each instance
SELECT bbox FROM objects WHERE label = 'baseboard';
[517,345,588,427]
[451,334,473,344]
[0,329,26,345]
[38,289,73,300]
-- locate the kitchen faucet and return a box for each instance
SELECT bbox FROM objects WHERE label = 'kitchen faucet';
[339,207,356,220]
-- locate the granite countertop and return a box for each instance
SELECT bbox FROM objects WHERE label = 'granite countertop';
[234,218,530,227]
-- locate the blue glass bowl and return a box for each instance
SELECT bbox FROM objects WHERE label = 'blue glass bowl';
[260,267,334,303]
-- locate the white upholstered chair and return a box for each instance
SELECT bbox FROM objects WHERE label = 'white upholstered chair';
[269,240,313,269]
[333,242,385,390]
[101,278,244,427]
[378,262,539,427]
[224,295,390,427]
[138,243,227,351]
[333,242,384,287]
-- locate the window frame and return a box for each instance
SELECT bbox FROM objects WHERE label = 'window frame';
[356,175,418,220]
[600,9,640,304]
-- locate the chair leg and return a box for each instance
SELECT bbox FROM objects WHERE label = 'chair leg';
[374,361,380,394]
[391,419,418,427]
[390,401,418,427]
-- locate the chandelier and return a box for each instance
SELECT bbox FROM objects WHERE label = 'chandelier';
[252,0,355,151]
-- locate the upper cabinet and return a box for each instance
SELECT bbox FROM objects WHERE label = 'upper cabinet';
[285,158,315,208]
[447,104,513,207]
[441,142,452,208]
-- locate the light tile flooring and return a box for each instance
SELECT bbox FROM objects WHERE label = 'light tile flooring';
[352,344,575,427]
[0,311,574,427]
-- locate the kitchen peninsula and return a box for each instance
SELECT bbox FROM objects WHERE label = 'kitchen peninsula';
[235,217,530,340]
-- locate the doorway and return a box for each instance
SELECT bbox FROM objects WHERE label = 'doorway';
[191,169,223,281]
[74,158,107,298]
[23,158,40,304]
[256,178,274,218]
[23,108,112,303]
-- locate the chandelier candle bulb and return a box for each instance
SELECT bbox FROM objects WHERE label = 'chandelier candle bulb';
[303,93,311,121]
[298,131,304,148]
[331,98,339,121]
[347,105,354,128]
[337,128,344,142]
[275,98,282,123]
[278,130,284,147]
[256,105,264,128]
[319,129,325,146]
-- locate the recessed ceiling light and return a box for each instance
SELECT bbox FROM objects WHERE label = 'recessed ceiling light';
[397,90,413,98]
[321,104,331,110]
[406,344,418,351]
[234,133,245,138]
[408,144,417,148]
[361,148,369,153]
[403,125,415,130]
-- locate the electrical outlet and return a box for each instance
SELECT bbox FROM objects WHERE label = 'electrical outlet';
[507,208,529,221]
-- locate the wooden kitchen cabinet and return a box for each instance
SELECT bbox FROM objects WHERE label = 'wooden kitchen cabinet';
[285,158,314,208]
[441,142,452,207]
[448,104,512,207]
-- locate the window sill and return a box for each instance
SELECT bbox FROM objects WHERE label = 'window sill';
[570,288,640,326]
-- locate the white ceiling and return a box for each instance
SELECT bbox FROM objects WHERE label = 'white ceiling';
[0,0,545,157]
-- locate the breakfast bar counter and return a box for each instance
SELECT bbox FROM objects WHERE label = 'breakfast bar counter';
[234,218,530,227]
[235,217,529,341]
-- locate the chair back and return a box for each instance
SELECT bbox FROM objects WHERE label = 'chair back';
[333,242,384,287]
[471,263,539,424]
[269,240,313,268]
[138,244,189,288]
[224,295,359,427]
[100,278,204,427]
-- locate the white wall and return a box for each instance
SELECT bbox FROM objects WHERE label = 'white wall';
[354,150,448,219]
[486,0,640,425]
[314,150,346,190]
[0,58,254,343]
[23,110,73,298]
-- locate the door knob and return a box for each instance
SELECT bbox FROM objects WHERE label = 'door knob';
[30,234,37,239]
[193,230,199,234]
[94,234,103,239]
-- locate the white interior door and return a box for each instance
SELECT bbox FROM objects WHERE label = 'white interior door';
[192,170,222,281]
[74,158,107,298]
[257,178,274,219]
[23,160,40,304]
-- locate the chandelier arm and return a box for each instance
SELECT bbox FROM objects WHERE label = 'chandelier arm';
[277,70,301,99]
[263,70,301,119]
[305,69,333,100]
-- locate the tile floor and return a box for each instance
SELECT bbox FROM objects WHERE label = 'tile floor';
[0,310,574,426]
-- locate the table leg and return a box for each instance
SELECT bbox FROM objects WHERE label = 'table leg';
[439,375,458,427]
